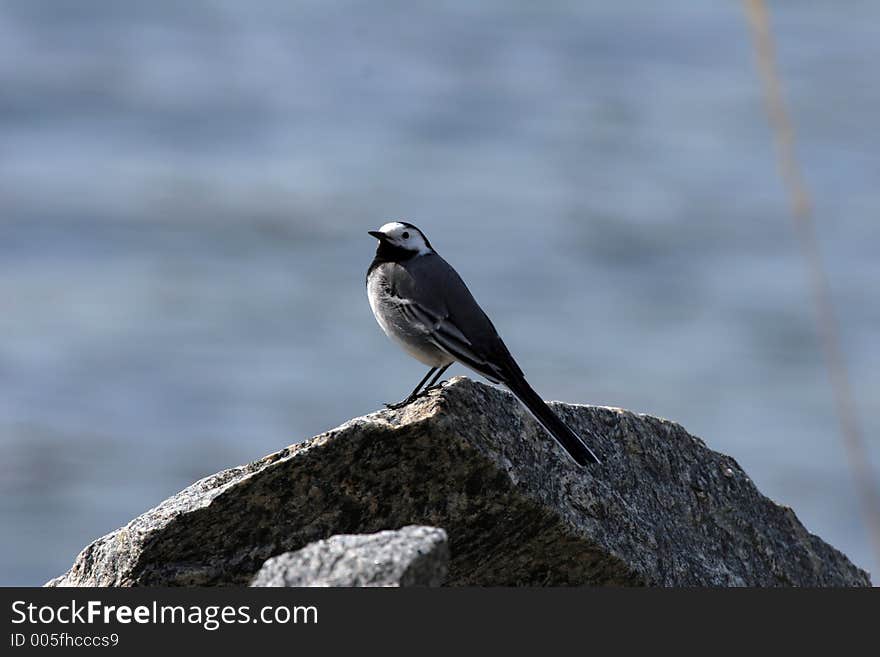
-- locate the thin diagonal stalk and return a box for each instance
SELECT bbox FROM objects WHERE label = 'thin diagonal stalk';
[743,0,880,578]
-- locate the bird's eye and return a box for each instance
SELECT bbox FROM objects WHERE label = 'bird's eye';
[401,231,410,239]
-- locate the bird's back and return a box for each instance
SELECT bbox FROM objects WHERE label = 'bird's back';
[402,254,524,382]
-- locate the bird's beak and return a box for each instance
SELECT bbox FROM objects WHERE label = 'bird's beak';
[368,230,386,241]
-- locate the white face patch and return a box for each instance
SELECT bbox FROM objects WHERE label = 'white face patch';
[376,221,432,255]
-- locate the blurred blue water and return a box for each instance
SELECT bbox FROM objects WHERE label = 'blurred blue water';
[1,1,877,585]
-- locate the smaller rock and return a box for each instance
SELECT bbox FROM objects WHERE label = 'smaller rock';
[250,526,448,587]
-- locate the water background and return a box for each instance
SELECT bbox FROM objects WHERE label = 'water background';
[1,0,878,585]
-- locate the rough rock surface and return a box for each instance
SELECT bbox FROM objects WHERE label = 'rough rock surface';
[250,526,448,587]
[47,377,870,587]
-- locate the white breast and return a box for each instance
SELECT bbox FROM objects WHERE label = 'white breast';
[366,266,453,368]
[367,269,397,340]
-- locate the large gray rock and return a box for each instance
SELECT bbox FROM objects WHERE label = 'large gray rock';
[250,526,448,587]
[47,377,870,587]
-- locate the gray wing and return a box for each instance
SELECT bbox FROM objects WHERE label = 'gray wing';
[388,254,524,384]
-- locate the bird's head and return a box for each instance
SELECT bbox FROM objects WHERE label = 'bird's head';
[368,221,433,257]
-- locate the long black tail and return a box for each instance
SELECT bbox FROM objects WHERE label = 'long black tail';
[505,377,601,466]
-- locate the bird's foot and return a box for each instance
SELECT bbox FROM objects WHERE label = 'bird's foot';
[384,383,447,410]
[384,396,416,410]
[423,380,448,393]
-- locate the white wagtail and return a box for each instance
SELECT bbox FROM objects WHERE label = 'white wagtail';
[366,221,601,466]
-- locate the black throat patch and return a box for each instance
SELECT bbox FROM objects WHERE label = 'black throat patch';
[367,240,422,279]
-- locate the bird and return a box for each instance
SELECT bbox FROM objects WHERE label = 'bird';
[366,221,601,466]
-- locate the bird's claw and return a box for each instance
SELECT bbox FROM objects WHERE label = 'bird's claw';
[384,398,414,410]
[384,380,449,410]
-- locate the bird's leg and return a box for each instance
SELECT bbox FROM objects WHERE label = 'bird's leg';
[423,363,451,392]
[385,367,437,409]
